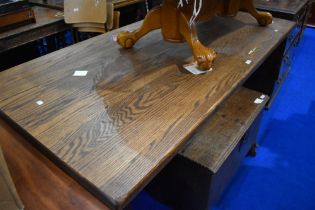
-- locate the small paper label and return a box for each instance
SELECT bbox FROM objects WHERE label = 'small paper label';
[248,48,257,55]
[260,94,266,99]
[245,60,252,65]
[254,98,264,104]
[183,63,213,75]
[73,70,88,77]
[74,8,79,12]
[36,100,44,106]
[55,12,64,17]
[111,34,117,42]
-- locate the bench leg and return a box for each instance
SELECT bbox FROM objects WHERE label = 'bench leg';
[247,143,258,157]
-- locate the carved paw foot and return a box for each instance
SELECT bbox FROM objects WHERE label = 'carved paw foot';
[193,41,217,71]
[116,31,137,49]
[257,12,273,26]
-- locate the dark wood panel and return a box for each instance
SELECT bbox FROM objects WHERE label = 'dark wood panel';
[0,6,68,52]
[254,0,309,15]
[254,0,311,108]
[0,118,110,210]
[29,0,145,10]
[308,1,315,27]
[0,14,294,209]
[29,0,64,10]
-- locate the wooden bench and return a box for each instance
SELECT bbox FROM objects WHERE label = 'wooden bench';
[147,87,268,210]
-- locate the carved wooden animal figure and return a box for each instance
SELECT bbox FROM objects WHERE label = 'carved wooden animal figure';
[117,0,272,70]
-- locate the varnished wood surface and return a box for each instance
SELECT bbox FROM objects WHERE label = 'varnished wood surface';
[0,13,294,210]
[180,88,268,173]
[0,6,68,53]
[254,0,309,15]
[0,118,110,210]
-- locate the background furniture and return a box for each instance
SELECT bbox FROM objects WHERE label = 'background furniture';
[0,0,148,71]
[254,0,311,107]
[0,0,35,31]
[308,0,315,27]
[29,0,146,27]
[0,6,67,53]
[29,0,144,10]
[0,5,70,71]
[64,0,120,33]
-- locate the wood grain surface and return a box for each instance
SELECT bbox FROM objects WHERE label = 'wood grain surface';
[0,6,68,53]
[0,13,294,210]
[0,118,110,210]
[254,0,309,15]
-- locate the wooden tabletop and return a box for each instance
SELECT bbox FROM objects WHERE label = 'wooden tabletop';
[0,13,294,210]
[254,0,310,15]
[0,6,68,53]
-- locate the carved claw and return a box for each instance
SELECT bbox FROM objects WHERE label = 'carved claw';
[116,31,137,49]
[192,40,217,71]
[257,12,273,26]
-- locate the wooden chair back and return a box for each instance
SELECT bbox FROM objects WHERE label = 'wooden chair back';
[64,0,107,24]
[64,0,119,33]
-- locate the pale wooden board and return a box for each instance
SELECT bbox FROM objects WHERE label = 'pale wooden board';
[64,0,107,24]
[180,88,269,173]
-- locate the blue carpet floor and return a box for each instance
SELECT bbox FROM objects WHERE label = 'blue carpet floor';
[132,27,315,210]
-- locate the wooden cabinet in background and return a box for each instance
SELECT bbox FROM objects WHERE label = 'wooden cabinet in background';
[254,0,311,107]
[308,1,315,27]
